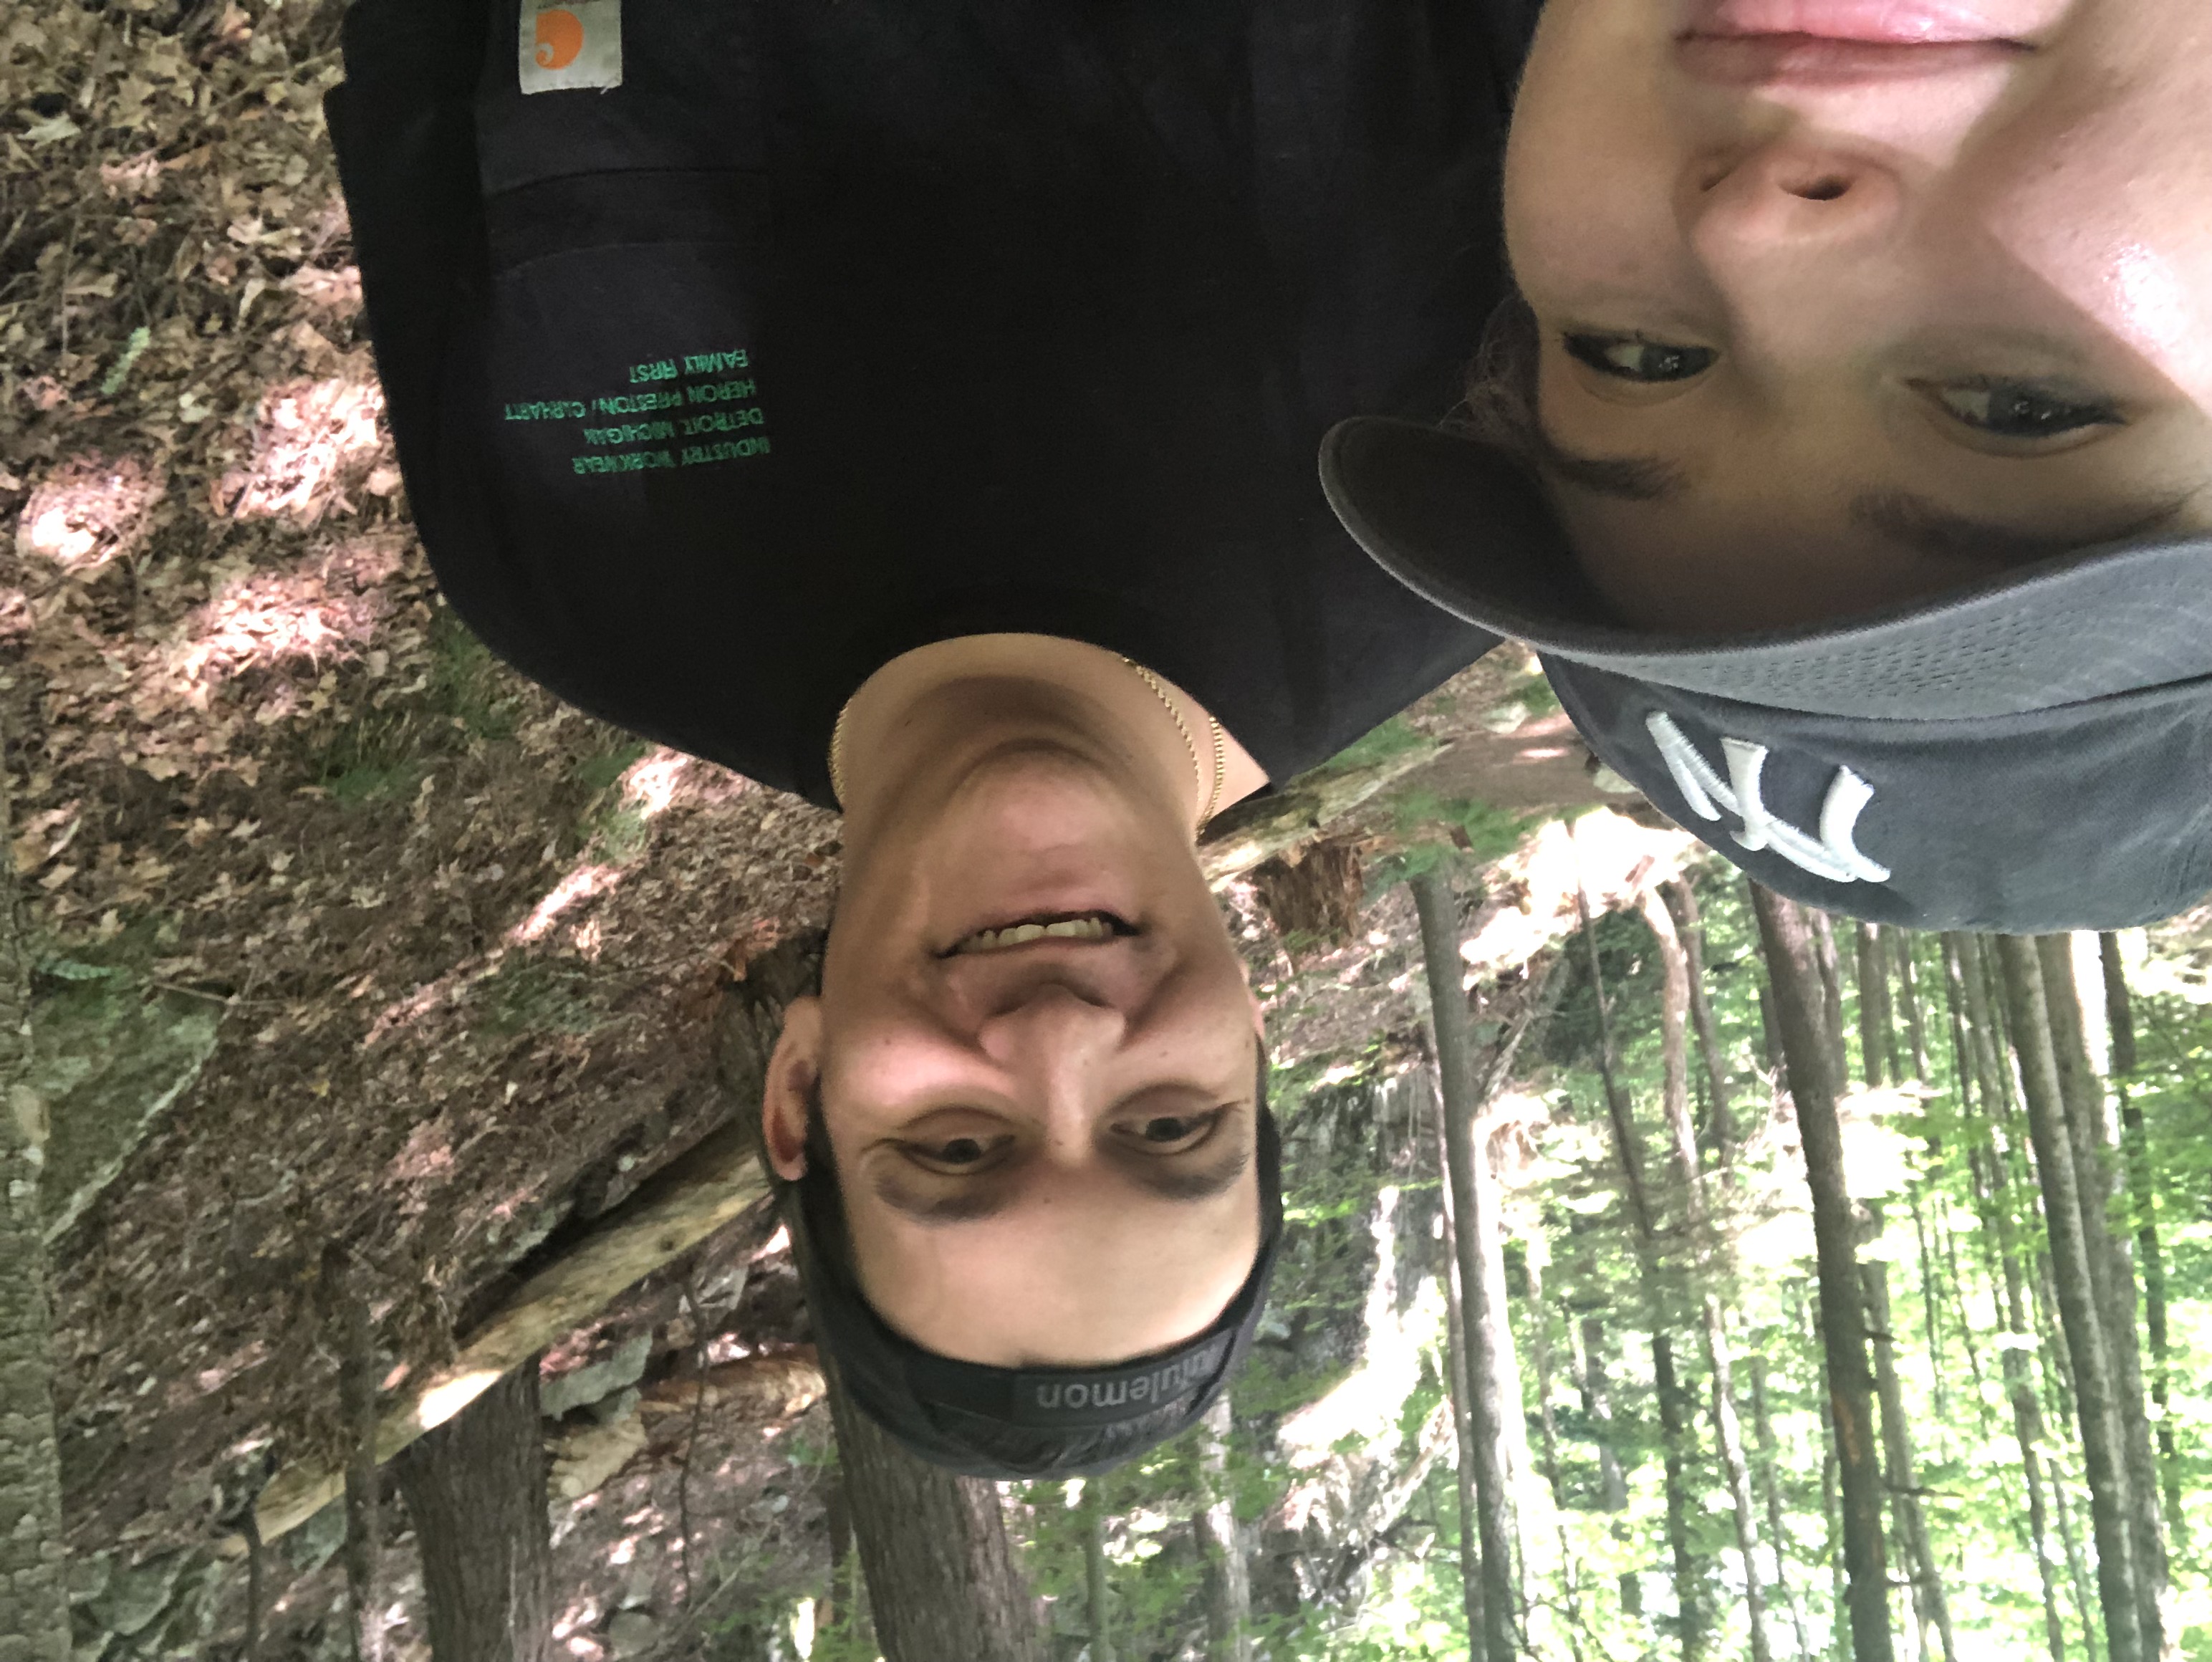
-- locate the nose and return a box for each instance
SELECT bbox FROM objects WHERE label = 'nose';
[1686,140,1904,283]
[975,980,1127,1103]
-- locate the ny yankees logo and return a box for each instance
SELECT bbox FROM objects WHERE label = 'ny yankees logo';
[1645,713,1891,885]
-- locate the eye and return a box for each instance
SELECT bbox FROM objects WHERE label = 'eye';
[903,1130,1015,1174]
[1564,333,1718,384]
[1925,379,2122,443]
[1114,1108,1227,1155]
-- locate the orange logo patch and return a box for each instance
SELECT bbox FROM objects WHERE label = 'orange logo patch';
[534,8,584,69]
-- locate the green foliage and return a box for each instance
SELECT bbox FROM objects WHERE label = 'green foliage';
[308,609,526,804]
[473,954,602,1036]
[1315,716,1432,778]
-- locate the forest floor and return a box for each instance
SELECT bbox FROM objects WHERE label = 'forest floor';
[1,4,1681,1656]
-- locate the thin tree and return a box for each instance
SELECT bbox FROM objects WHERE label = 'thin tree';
[822,1352,1047,1662]
[393,1365,554,1662]
[1809,909,1850,1077]
[1193,1395,1252,1662]
[1892,931,1928,1081]
[1860,1249,1958,1662]
[1641,889,1771,1662]
[2037,936,2166,1655]
[1082,1479,1115,1662]
[336,1263,384,1662]
[2098,934,2185,1547]
[0,699,69,1659]
[1994,938,2145,1662]
[1661,879,1739,1169]
[1584,884,1702,1662]
[1748,885,1893,1662]
[1436,1091,1487,1651]
[1748,1355,1817,1662]
[1412,865,1519,1662]
[1855,923,1894,1088]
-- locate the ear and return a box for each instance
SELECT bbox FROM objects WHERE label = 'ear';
[761,995,824,1181]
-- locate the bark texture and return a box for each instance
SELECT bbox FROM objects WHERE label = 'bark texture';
[2102,933,2185,1547]
[1412,867,1519,1662]
[823,1353,1046,1662]
[1861,1256,1957,1662]
[393,1365,554,1662]
[1641,890,1766,1662]
[1660,880,1737,1166]
[1996,937,2145,1662]
[1194,1396,1252,1662]
[1748,887,1892,1662]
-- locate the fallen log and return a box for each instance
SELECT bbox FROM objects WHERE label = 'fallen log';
[1199,737,1444,885]
[245,1118,772,1546]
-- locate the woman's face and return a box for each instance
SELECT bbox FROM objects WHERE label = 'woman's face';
[1504,0,2212,633]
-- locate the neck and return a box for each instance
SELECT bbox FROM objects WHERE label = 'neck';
[833,635,1262,849]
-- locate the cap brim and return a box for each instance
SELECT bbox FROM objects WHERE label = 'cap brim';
[1321,416,2212,721]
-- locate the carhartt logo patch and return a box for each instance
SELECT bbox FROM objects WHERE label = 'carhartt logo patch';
[519,0,621,94]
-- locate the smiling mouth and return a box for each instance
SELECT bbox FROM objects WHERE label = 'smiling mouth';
[1677,32,2026,82]
[946,911,1135,956]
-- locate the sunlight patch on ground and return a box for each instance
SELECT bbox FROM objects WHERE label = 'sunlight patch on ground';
[218,374,388,524]
[620,746,754,817]
[15,451,161,574]
[511,863,622,946]
[170,536,404,702]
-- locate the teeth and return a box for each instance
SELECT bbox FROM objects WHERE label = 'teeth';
[954,913,1118,954]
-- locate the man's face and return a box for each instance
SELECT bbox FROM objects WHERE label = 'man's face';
[764,739,1264,1368]
[1504,0,2212,633]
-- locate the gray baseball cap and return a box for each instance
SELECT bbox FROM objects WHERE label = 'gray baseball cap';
[1321,416,2212,933]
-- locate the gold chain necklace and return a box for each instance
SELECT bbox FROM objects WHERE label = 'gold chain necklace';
[827,658,1226,829]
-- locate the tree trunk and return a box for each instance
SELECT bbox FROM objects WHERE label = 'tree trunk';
[2099,933,2184,1549]
[1749,1357,1815,1662]
[1438,1106,1486,1650]
[0,708,69,1662]
[1892,931,1928,1081]
[1083,1481,1115,1662]
[1411,868,1519,1662]
[1194,1396,1251,1662]
[339,1276,384,1662]
[822,1353,1046,1662]
[1651,1335,1705,1662]
[1994,937,2145,1662]
[1748,884,1893,1662]
[393,1366,553,1662]
[1861,1255,1958,1662]
[1589,887,1701,1662]
[1522,1251,1566,1509]
[2036,936,2166,1655]
[1662,880,1738,1169]
[1810,909,1850,1082]
[1855,922,1895,1088]
[1997,1219,2074,1662]
[1640,890,1769,1662]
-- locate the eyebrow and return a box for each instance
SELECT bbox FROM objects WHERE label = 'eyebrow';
[867,1121,1255,1226]
[1527,428,1689,503]
[1533,423,2201,553]
[1846,490,2196,565]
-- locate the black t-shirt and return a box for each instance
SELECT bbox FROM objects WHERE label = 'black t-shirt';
[329,0,1526,807]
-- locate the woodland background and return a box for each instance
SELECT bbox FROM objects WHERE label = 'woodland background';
[1,4,2206,1661]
